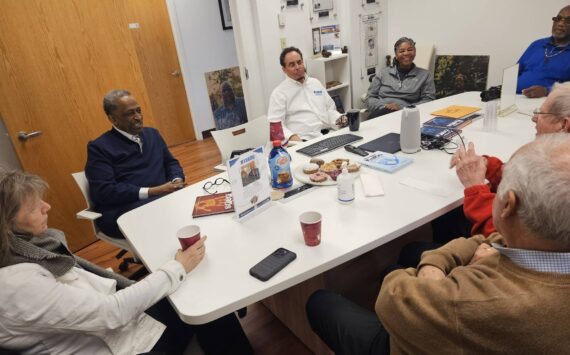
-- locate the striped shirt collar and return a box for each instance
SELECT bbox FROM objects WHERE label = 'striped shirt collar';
[113,126,143,152]
[492,243,570,274]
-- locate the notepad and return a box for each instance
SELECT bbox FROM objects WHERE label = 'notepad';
[431,105,481,119]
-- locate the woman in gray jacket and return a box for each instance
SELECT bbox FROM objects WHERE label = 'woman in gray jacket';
[366,37,436,119]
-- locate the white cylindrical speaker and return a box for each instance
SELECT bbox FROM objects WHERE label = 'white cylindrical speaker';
[400,105,421,153]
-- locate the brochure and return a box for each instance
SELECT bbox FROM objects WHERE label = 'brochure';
[192,192,234,218]
[360,151,413,173]
[226,146,272,221]
[430,105,481,119]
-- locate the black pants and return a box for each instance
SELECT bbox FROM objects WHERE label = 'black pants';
[144,299,253,355]
[306,242,444,355]
[431,205,472,244]
[97,196,162,238]
[306,290,390,355]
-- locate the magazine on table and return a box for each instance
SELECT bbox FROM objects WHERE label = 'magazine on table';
[423,113,481,129]
[359,151,413,173]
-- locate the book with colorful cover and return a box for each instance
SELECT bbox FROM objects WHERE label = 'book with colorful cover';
[423,114,480,129]
[360,151,413,173]
[430,105,480,118]
[192,192,234,218]
[421,126,459,140]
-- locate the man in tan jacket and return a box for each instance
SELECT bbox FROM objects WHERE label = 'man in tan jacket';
[307,132,570,355]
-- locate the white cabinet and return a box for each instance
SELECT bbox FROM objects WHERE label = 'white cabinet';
[307,53,352,112]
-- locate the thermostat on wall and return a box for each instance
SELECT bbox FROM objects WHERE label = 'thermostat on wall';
[312,0,333,12]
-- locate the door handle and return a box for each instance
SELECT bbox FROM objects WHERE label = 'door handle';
[18,130,42,141]
[170,70,181,77]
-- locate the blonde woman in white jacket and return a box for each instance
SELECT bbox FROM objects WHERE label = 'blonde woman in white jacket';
[0,170,252,355]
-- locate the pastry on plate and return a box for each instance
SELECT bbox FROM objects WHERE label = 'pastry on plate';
[309,172,328,183]
[303,163,319,174]
[320,162,341,181]
[347,163,360,173]
[332,158,349,168]
[310,158,325,167]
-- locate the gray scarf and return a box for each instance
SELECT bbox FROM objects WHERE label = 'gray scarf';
[9,228,77,277]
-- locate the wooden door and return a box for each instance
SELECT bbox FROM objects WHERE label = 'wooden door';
[125,0,196,145]
[0,0,158,251]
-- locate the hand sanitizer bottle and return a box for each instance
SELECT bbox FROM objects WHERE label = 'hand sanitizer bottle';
[337,162,354,204]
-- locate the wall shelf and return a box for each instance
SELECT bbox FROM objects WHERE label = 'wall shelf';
[307,53,352,112]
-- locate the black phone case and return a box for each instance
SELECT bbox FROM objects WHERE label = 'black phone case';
[249,248,297,281]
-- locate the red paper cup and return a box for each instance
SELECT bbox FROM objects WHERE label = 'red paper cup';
[299,211,322,246]
[176,225,201,251]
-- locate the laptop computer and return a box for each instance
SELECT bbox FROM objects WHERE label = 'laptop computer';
[358,132,401,154]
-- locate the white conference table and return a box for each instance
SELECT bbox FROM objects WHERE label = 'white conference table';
[118,92,542,325]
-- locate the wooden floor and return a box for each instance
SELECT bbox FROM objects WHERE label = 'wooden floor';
[75,137,314,355]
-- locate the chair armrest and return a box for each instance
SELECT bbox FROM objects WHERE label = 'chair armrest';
[76,209,102,220]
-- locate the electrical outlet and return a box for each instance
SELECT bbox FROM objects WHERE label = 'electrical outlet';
[280,38,287,48]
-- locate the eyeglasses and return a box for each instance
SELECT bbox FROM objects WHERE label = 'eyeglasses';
[552,16,570,25]
[532,108,561,117]
[202,178,230,194]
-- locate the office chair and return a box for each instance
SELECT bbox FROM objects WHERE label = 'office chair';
[72,171,140,272]
[211,115,270,164]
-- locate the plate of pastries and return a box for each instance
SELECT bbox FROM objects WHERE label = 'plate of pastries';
[293,158,361,186]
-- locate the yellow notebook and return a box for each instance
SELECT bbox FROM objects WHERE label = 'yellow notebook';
[431,105,481,119]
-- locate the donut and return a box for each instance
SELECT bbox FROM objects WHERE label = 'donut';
[332,158,349,168]
[309,172,328,183]
[310,158,325,167]
[320,162,338,173]
[347,163,360,173]
[303,163,320,174]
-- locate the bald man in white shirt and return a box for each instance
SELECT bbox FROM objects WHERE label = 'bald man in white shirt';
[267,47,348,141]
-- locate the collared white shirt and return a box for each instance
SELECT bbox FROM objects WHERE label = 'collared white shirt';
[267,75,342,141]
[492,243,570,274]
[112,126,150,199]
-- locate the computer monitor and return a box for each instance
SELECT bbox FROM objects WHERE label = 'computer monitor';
[498,63,519,117]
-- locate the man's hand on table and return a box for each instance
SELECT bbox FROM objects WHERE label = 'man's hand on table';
[522,85,548,98]
[336,115,348,128]
[149,179,187,196]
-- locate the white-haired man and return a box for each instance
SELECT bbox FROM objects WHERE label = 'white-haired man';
[451,81,570,236]
[307,133,570,354]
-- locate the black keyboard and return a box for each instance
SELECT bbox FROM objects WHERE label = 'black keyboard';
[297,133,363,157]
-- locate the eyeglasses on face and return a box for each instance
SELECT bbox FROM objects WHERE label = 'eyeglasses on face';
[532,108,561,117]
[202,178,230,194]
[552,16,570,25]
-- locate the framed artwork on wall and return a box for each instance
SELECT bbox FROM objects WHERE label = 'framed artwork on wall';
[204,66,248,130]
[434,55,490,99]
[218,0,232,30]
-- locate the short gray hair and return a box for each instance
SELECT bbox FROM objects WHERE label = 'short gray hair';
[497,133,570,246]
[549,82,570,120]
[103,89,131,116]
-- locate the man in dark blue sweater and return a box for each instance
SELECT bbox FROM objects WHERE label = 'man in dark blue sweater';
[85,89,186,239]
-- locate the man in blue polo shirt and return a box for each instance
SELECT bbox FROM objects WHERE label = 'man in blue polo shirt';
[85,89,186,239]
[518,5,570,98]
